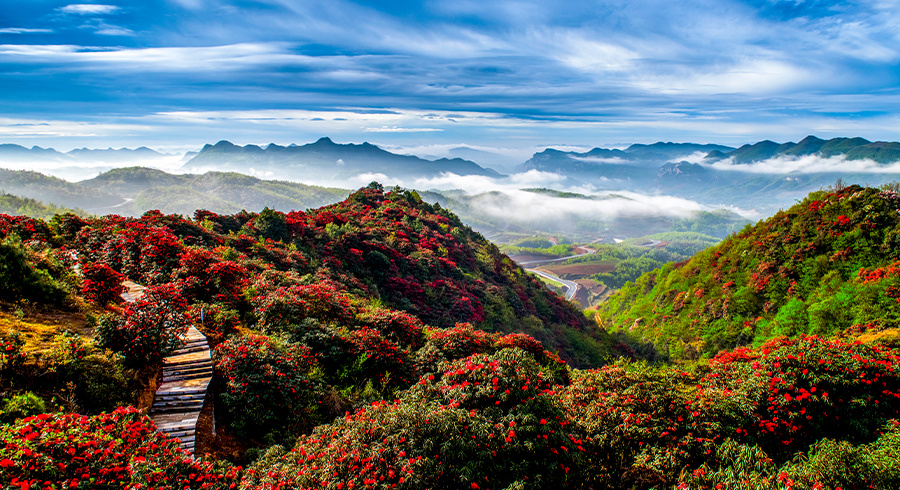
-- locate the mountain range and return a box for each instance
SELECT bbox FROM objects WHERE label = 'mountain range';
[705,135,900,164]
[181,137,502,182]
[4,134,900,224]
[0,144,173,163]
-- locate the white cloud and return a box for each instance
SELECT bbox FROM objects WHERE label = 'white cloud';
[59,4,120,15]
[702,153,900,174]
[95,26,135,36]
[569,155,628,165]
[556,34,638,73]
[364,126,443,133]
[0,28,53,34]
[635,58,815,95]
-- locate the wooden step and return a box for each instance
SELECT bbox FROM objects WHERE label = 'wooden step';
[162,366,213,377]
[151,406,204,415]
[162,373,212,383]
[171,345,209,355]
[155,393,207,401]
[163,358,212,368]
[152,399,206,409]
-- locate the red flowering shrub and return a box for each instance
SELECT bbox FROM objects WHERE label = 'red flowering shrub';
[187,302,240,341]
[558,361,751,488]
[0,407,241,489]
[173,248,249,305]
[415,323,498,373]
[253,283,356,330]
[80,261,124,305]
[355,306,425,348]
[96,283,191,366]
[214,334,322,438]
[702,335,900,461]
[347,327,412,387]
[242,349,580,490]
[0,214,50,241]
[0,332,26,383]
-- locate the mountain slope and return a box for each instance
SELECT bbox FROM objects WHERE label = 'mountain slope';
[597,184,900,359]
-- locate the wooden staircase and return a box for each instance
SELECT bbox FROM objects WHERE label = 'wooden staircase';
[149,326,212,455]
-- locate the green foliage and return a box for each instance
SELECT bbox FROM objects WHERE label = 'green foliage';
[254,206,289,242]
[0,236,70,307]
[47,331,134,413]
[0,192,86,220]
[0,391,46,423]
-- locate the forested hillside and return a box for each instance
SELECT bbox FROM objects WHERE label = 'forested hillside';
[5,184,900,489]
[598,184,900,359]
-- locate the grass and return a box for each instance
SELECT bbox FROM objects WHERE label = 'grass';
[0,309,91,356]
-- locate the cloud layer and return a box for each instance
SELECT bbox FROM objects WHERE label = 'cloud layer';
[0,0,898,150]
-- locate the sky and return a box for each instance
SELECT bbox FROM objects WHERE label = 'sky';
[1,0,899,159]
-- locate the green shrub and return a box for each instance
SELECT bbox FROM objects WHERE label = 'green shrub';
[0,237,69,307]
[0,392,46,423]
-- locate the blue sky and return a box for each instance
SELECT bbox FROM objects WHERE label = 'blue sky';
[1,0,898,157]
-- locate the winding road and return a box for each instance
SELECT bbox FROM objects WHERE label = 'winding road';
[520,246,596,301]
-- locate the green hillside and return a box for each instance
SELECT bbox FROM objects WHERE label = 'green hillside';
[0,192,87,220]
[598,183,900,360]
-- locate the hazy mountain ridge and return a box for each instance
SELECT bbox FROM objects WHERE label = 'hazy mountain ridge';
[0,143,173,163]
[182,137,503,182]
[707,135,900,164]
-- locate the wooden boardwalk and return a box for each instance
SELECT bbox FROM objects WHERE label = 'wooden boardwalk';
[150,326,212,455]
[121,280,212,455]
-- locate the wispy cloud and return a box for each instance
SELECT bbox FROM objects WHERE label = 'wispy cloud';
[0,28,53,34]
[59,4,120,15]
[364,127,443,133]
[94,25,135,36]
[702,154,900,174]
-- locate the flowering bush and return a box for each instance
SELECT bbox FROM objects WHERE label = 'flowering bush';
[242,349,580,490]
[172,249,249,306]
[0,407,242,489]
[253,283,356,331]
[80,261,124,305]
[0,332,26,383]
[347,326,412,388]
[187,302,242,343]
[95,284,191,366]
[355,306,425,349]
[214,333,323,438]
[702,335,900,461]
[415,323,497,373]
